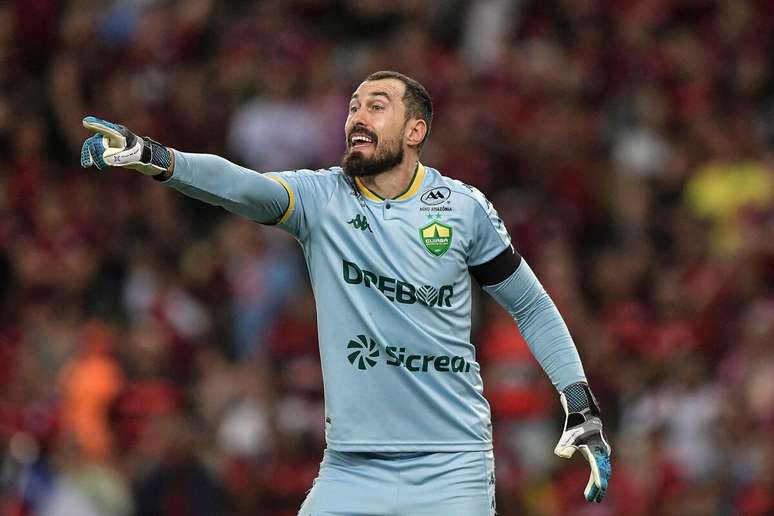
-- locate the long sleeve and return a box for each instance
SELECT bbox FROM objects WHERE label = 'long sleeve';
[483,259,586,391]
[163,150,290,224]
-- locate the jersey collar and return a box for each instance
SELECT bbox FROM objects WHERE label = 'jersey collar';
[354,162,426,202]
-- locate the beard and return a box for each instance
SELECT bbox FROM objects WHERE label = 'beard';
[341,135,405,178]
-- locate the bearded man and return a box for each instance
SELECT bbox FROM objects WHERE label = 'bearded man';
[81,70,611,515]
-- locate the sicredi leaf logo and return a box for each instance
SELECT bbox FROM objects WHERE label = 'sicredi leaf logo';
[420,187,451,205]
[347,334,380,370]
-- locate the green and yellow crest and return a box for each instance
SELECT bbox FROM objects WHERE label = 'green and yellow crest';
[419,221,453,257]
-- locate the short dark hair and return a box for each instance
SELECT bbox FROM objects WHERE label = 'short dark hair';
[365,70,433,148]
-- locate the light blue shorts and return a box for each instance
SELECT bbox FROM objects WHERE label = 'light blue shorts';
[298,449,496,516]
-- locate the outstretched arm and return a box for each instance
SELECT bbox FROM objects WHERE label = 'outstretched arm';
[164,151,289,224]
[80,116,290,224]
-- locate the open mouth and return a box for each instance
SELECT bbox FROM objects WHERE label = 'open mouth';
[349,132,377,150]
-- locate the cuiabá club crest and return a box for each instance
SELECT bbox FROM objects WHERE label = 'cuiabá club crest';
[419,221,452,257]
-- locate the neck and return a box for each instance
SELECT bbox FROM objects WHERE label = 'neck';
[359,157,418,200]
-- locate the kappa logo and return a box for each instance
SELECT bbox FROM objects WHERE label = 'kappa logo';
[420,187,451,205]
[347,214,373,233]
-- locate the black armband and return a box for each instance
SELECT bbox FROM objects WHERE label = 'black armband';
[469,247,522,286]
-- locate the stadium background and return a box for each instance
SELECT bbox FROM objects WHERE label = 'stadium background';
[1,0,773,515]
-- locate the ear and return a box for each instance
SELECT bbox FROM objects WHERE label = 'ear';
[405,118,427,148]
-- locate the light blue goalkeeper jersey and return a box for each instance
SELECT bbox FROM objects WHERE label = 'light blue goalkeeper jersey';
[268,163,507,451]
[166,152,586,452]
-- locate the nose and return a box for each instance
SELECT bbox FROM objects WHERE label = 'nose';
[349,106,369,127]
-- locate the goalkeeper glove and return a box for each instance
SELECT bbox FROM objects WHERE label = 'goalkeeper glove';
[554,382,612,503]
[80,116,172,176]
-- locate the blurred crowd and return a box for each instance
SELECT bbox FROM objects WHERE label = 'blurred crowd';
[1,0,774,515]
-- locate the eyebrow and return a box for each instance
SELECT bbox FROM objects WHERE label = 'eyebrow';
[350,91,392,101]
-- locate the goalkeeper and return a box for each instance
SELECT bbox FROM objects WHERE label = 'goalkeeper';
[81,70,611,515]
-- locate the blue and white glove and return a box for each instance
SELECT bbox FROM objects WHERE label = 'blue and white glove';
[554,382,612,503]
[80,116,172,176]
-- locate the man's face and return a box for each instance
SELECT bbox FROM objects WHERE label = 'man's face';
[341,78,408,177]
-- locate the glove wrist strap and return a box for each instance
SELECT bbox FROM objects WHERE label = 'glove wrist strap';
[141,137,172,172]
[562,382,601,416]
